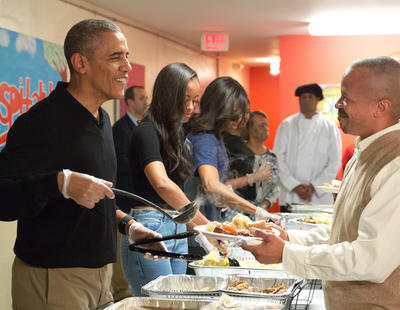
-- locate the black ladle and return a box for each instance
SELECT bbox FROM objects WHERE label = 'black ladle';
[112,188,199,224]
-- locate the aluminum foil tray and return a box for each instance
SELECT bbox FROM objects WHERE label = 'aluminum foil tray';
[105,296,284,310]
[142,275,225,298]
[105,297,212,309]
[141,274,302,302]
[286,204,334,214]
[188,258,289,278]
[188,248,291,278]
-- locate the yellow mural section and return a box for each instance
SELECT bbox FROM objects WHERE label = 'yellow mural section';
[318,85,341,125]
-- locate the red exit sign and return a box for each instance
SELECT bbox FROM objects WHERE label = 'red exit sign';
[201,33,229,52]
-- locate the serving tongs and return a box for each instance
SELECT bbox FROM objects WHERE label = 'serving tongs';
[129,231,203,261]
[129,231,240,266]
[112,188,199,224]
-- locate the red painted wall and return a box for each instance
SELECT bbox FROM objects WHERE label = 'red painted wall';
[249,65,280,150]
[119,63,145,117]
[250,34,400,177]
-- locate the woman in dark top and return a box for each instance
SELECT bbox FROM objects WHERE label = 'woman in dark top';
[224,111,279,221]
[223,104,273,221]
[120,63,209,296]
[224,103,255,201]
[186,77,280,223]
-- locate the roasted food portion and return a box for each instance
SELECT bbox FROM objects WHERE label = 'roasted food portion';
[323,179,341,188]
[227,280,288,294]
[297,213,332,225]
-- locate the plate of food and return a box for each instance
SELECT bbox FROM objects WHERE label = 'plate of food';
[289,213,332,227]
[194,214,279,246]
[318,179,342,194]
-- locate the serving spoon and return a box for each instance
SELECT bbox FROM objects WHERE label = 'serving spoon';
[111,188,199,224]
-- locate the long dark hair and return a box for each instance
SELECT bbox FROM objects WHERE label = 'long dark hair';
[142,62,198,179]
[187,77,249,139]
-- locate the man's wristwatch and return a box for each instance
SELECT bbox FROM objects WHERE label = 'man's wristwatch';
[118,215,134,235]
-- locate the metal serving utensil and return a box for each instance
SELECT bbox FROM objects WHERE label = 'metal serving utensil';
[111,188,199,224]
[130,232,240,265]
[129,244,203,261]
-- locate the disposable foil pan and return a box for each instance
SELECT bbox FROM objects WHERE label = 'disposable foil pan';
[105,296,284,310]
[141,274,303,303]
[142,275,225,298]
[105,297,211,309]
[188,257,289,278]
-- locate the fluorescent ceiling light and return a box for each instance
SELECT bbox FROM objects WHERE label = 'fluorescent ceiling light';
[269,61,280,75]
[309,13,400,36]
[250,57,280,75]
[253,56,280,64]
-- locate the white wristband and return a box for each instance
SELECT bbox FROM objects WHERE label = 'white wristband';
[62,169,72,199]
[128,222,144,243]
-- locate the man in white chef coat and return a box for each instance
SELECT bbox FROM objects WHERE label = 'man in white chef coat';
[273,83,341,208]
[243,56,400,310]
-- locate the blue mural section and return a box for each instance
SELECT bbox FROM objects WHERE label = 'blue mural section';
[0,27,67,150]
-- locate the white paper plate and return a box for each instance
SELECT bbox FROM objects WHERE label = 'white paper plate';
[194,225,279,246]
[317,185,340,194]
[288,219,318,227]
[288,216,332,227]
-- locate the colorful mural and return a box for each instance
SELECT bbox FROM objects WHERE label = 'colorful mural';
[319,84,341,125]
[0,27,67,150]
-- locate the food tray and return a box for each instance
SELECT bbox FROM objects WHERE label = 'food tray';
[202,295,284,310]
[141,274,303,304]
[287,204,334,214]
[188,257,289,278]
[106,296,284,310]
[281,212,332,231]
[105,296,212,309]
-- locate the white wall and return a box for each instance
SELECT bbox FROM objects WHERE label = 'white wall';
[0,0,249,308]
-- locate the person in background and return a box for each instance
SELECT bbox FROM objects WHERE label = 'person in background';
[111,86,149,301]
[121,62,210,296]
[243,56,400,309]
[273,83,341,209]
[113,85,149,214]
[186,77,280,224]
[0,170,114,221]
[223,107,273,222]
[243,111,279,210]
[0,19,166,310]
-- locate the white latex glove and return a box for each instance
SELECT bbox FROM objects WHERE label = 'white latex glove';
[128,222,168,260]
[255,207,282,226]
[195,233,217,254]
[247,164,271,185]
[60,170,115,209]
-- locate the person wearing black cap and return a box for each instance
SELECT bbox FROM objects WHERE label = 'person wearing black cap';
[273,83,341,208]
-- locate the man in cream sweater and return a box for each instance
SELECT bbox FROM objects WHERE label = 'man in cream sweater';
[243,56,400,310]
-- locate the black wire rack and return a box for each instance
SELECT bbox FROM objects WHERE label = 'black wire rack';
[289,279,321,310]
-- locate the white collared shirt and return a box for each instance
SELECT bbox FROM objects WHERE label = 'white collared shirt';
[126,111,139,126]
[283,122,400,283]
